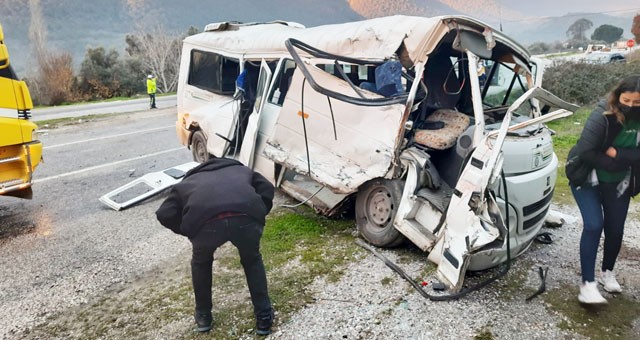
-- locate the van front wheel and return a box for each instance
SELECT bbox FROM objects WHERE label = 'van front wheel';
[191,130,211,163]
[355,179,405,247]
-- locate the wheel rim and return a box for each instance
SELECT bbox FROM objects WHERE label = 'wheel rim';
[365,187,394,228]
[194,138,207,162]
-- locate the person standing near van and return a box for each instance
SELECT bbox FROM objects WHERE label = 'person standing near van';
[146,74,157,109]
[566,75,640,304]
[155,157,275,334]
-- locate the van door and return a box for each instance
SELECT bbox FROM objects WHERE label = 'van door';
[263,67,406,193]
[239,60,273,167]
[433,86,577,291]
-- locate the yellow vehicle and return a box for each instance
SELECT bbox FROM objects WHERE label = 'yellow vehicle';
[0,22,42,199]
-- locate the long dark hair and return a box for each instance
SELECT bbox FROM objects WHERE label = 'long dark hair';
[606,75,640,122]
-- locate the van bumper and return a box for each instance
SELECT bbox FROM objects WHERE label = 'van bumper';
[468,153,558,271]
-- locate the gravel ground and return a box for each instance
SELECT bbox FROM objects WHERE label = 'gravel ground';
[6,198,640,339]
[269,203,640,339]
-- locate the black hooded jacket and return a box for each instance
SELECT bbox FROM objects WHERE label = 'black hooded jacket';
[566,100,640,195]
[155,158,274,238]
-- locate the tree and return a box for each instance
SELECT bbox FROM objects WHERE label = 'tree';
[27,52,77,105]
[125,26,198,93]
[566,18,593,42]
[632,13,640,43]
[591,24,623,44]
[78,47,122,99]
[26,0,77,105]
[122,3,191,94]
[124,30,182,93]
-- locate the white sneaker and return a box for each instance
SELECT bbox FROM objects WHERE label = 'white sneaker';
[578,281,608,304]
[599,270,622,293]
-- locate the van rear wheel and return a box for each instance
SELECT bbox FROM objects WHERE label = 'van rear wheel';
[191,130,211,163]
[355,179,405,247]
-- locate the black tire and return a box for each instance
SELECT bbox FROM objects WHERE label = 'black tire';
[355,179,406,247]
[191,130,211,163]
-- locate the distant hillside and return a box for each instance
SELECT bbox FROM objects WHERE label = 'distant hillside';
[0,0,363,74]
[347,0,460,18]
[504,12,635,45]
[0,0,636,75]
[439,0,530,23]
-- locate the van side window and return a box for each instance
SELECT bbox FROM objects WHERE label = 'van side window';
[316,63,377,88]
[188,50,239,94]
[268,59,297,106]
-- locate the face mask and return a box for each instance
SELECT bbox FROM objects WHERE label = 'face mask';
[620,104,640,121]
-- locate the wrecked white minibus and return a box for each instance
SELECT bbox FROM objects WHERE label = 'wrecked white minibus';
[175,15,577,291]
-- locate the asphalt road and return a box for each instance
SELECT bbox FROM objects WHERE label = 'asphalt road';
[0,104,194,338]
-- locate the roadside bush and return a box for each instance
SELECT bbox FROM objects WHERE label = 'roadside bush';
[27,52,82,106]
[528,42,550,54]
[78,47,121,100]
[77,47,145,100]
[627,49,640,63]
[542,60,640,105]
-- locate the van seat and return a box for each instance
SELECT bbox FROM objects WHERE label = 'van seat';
[413,109,470,150]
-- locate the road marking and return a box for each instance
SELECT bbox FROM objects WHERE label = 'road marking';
[44,126,174,149]
[33,147,185,183]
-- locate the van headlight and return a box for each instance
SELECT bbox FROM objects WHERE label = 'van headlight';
[32,129,38,141]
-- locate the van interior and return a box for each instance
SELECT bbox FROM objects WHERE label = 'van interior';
[269,28,534,199]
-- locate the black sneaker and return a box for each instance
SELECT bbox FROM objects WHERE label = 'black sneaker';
[194,312,212,332]
[256,310,274,336]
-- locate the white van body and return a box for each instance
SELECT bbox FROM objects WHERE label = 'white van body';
[176,15,577,291]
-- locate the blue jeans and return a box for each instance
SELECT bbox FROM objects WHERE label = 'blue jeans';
[570,182,629,282]
[189,215,272,319]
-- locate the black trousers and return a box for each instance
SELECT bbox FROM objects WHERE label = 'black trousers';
[149,93,156,108]
[189,215,272,318]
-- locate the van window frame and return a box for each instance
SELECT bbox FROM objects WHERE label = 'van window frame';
[267,59,297,107]
[187,49,239,95]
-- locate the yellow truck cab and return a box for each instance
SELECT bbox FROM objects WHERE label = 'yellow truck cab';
[0,22,42,199]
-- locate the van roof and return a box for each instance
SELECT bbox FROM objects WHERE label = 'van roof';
[184,15,529,65]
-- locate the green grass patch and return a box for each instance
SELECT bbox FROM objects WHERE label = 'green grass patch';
[490,259,532,302]
[544,283,640,339]
[474,327,495,340]
[24,207,362,339]
[381,277,393,286]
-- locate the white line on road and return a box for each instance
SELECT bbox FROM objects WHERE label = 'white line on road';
[44,126,174,149]
[33,147,185,184]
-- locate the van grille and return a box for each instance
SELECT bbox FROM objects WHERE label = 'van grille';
[522,190,554,230]
[523,207,550,230]
[523,190,553,216]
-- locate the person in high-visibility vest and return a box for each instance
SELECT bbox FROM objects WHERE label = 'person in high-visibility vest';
[147,74,157,109]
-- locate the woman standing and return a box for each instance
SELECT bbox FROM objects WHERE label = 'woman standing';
[566,75,640,304]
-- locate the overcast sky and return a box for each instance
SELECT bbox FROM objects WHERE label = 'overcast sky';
[508,0,638,17]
